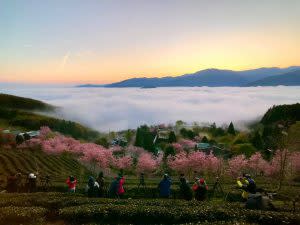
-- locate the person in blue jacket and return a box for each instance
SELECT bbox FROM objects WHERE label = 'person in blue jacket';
[158,174,172,198]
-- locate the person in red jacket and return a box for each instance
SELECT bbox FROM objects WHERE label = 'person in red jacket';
[117,174,125,198]
[66,176,77,193]
[192,177,208,201]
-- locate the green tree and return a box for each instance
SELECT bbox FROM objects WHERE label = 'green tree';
[180,128,195,139]
[168,131,177,143]
[125,129,134,144]
[201,136,208,143]
[227,122,236,135]
[135,128,143,147]
[95,137,109,148]
[134,125,155,153]
[251,131,264,150]
[164,145,175,159]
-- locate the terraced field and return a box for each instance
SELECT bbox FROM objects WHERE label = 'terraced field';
[0,149,91,185]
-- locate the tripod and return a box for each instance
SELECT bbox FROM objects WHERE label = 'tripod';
[210,177,224,199]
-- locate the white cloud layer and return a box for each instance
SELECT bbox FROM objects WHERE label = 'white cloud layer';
[1,86,300,132]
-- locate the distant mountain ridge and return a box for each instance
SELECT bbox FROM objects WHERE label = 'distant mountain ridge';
[248,70,300,86]
[77,66,300,88]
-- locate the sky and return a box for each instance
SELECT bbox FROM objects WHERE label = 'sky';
[0,0,300,84]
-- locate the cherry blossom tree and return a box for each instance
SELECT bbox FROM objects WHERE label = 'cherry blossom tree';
[171,143,184,153]
[178,139,197,151]
[227,154,248,178]
[112,155,133,170]
[247,152,269,176]
[136,152,159,174]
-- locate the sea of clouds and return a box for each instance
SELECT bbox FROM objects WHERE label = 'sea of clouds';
[1,85,300,132]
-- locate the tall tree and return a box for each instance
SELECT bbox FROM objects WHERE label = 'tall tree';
[168,131,177,143]
[134,125,155,153]
[227,122,236,135]
[251,131,264,150]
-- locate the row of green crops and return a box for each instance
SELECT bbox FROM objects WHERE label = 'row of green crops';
[0,193,299,225]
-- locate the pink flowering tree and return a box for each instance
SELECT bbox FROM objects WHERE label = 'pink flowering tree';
[79,143,113,174]
[205,151,224,177]
[247,152,269,176]
[227,154,248,178]
[39,126,53,139]
[136,152,159,175]
[112,155,133,171]
[126,145,147,157]
[167,152,191,175]
[168,151,223,179]
[178,139,197,151]
[290,152,300,176]
[171,143,184,153]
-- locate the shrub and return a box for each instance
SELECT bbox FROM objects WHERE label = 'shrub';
[0,206,48,224]
[232,144,256,157]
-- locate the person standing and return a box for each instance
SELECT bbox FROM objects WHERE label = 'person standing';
[66,176,77,193]
[109,177,118,198]
[28,173,37,193]
[193,177,208,201]
[158,174,172,198]
[179,174,193,200]
[96,172,105,197]
[117,174,125,198]
[138,173,146,190]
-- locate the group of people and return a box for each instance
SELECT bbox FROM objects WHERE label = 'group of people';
[236,173,257,200]
[5,170,267,207]
[3,172,44,193]
[236,173,274,210]
[159,173,208,201]
[65,172,108,197]
[65,172,209,201]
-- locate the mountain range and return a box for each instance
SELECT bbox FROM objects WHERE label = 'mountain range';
[78,66,300,88]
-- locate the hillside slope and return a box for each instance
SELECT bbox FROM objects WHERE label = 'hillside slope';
[0,148,91,182]
[0,94,99,140]
[0,93,55,111]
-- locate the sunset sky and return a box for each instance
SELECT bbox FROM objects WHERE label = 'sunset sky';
[0,0,300,84]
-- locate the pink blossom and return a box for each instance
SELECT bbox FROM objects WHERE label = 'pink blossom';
[227,155,248,178]
[112,155,133,170]
[247,152,269,175]
[39,126,52,138]
[136,152,159,174]
[172,143,184,152]
[109,146,123,153]
[167,152,191,174]
[126,145,147,157]
[178,139,197,150]
[291,152,300,173]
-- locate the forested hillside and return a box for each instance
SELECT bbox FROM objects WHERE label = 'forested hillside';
[0,94,99,140]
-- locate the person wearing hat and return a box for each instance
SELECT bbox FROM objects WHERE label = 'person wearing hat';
[27,173,37,193]
[192,177,208,201]
[158,174,172,198]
